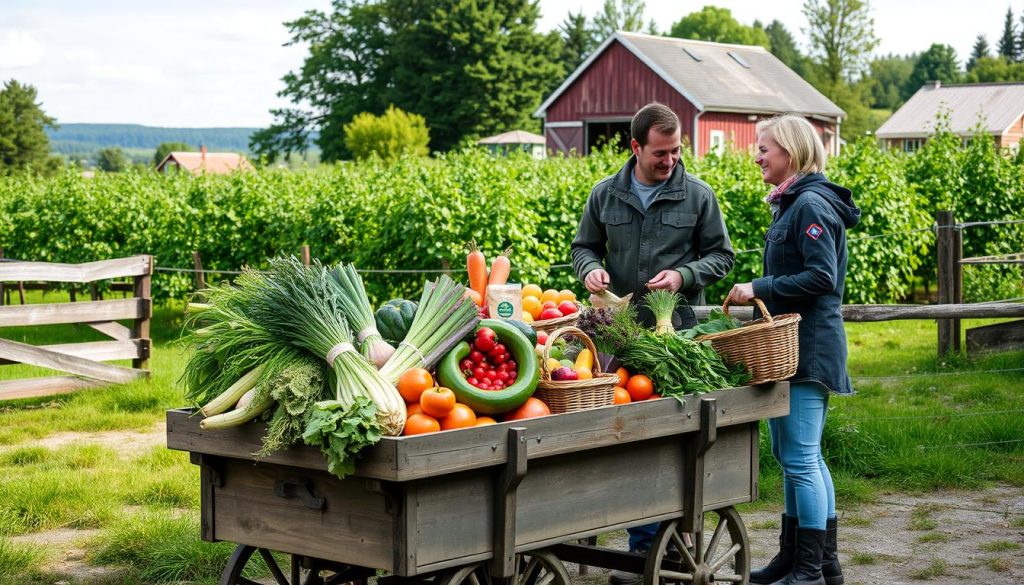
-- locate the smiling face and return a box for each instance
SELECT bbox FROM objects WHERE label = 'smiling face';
[755,132,794,187]
[631,127,681,185]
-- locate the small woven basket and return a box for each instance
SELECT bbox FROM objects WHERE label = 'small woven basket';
[696,298,801,385]
[533,326,618,414]
[529,303,582,334]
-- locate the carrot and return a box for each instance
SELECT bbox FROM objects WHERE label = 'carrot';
[487,247,513,286]
[466,240,488,306]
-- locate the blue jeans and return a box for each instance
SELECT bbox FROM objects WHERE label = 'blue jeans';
[769,382,836,530]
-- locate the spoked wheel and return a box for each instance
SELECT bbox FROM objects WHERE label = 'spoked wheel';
[220,544,372,585]
[438,549,571,585]
[642,507,750,585]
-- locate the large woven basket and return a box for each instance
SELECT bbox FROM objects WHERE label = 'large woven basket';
[533,326,618,414]
[529,303,582,334]
[696,298,801,385]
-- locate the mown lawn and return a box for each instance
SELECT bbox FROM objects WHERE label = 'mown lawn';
[1,293,1022,583]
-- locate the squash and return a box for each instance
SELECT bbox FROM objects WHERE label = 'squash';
[375,299,418,344]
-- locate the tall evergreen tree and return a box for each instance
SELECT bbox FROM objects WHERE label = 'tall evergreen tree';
[905,44,961,97]
[866,53,918,109]
[765,20,808,77]
[558,11,597,75]
[0,79,57,174]
[998,7,1017,61]
[967,34,990,71]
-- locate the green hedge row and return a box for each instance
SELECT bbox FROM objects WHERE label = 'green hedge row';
[1,128,1021,305]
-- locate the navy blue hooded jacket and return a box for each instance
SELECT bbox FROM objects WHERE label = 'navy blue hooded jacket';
[751,173,861,395]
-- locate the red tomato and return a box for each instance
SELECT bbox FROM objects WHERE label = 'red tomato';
[613,386,631,404]
[403,413,440,435]
[625,375,654,402]
[505,397,551,420]
[440,403,477,430]
[475,416,498,426]
[397,368,434,404]
[420,386,456,418]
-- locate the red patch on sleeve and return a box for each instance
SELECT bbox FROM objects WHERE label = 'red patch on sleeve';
[805,224,823,240]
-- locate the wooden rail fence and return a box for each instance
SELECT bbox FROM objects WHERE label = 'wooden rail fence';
[0,255,153,401]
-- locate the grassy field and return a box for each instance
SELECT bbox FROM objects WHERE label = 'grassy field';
[0,292,1022,583]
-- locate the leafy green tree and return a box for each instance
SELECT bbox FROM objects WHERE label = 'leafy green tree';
[0,80,58,174]
[669,6,770,48]
[998,8,1018,61]
[905,44,961,97]
[764,20,809,77]
[96,147,128,172]
[253,0,560,159]
[802,0,879,87]
[964,55,1024,82]
[863,54,917,110]
[343,106,429,161]
[153,141,194,167]
[967,34,990,71]
[590,0,654,40]
[558,10,597,75]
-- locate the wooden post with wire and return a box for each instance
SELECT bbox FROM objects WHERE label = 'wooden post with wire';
[192,251,207,291]
[936,211,962,356]
[301,245,311,267]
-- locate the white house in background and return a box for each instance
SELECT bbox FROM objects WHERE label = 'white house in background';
[156,146,255,175]
[876,81,1024,153]
[477,130,546,159]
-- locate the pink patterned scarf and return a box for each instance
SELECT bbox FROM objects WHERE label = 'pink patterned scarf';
[764,174,803,205]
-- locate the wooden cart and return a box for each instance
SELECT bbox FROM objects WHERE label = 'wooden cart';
[166,383,789,585]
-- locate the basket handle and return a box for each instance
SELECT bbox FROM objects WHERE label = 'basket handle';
[722,297,773,323]
[539,326,603,382]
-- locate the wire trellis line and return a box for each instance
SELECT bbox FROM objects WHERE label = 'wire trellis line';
[846,408,1024,422]
[915,438,1024,450]
[853,367,1024,380]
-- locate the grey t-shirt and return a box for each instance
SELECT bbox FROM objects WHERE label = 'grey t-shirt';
[630,176,666,211]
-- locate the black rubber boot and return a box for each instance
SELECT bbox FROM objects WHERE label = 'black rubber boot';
[751,514,798,584]
[823,517,844,585]
[768,528,826,585]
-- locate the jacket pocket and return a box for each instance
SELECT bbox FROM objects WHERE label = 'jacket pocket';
[601,210,634,251]
[660,211,697,248]
[764,226,788,273]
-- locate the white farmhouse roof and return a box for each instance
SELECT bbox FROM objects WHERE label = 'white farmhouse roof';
[876,82,1024,139]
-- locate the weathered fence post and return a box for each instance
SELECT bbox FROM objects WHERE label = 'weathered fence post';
[192,251,206,291]
[936,211,963,356]
[301,245,311,267]
[0,248,5,306]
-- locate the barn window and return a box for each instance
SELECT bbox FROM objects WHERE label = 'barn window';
[903,138,922,153]
[682,47,703,62]
[709,130,725,154]
[728,52,751,68]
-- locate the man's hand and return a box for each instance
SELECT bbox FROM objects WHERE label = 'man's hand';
[647,270,683,292]
[727,282,755,305]
[584,269,610,293]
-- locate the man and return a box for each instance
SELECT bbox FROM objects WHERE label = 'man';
[571,102,735,585]
[572,102,735,328]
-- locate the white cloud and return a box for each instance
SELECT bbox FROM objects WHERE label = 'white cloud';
[0,29,44,68]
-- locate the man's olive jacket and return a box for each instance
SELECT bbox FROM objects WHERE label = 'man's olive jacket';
[571,156,735,319]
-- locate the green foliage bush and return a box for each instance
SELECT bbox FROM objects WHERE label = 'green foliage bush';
[1,136,1021,304]
[343,106,430,161]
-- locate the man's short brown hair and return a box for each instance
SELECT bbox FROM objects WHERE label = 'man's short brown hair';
[631,103,680,147]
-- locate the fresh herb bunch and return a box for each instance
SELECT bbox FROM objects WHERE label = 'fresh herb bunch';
[589,304,644,356]
[644,290,681,335]
[680,308,742,339]
[576,307,615,340]
[618,331,750,396]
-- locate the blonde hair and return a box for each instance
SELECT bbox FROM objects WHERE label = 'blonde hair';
[756,114,827,174]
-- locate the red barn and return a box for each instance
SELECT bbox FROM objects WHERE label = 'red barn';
[534,32,844,157]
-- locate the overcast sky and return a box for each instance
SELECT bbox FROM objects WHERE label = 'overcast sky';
[0,0,1016,128]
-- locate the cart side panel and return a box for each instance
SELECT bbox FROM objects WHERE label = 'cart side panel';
[210,458,399,569]
[410,423,756,567]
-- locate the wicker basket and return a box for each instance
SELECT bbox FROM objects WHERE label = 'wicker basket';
[529,303,582,334]
[533,326,618,414]
[696,298,801,385]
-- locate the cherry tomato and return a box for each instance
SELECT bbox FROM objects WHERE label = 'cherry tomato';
[460,358,474,371]
[469,350,485,364]
[475,337,496,353]
[420,386,456,418]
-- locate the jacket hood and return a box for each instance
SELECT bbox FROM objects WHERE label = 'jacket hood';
[786,172,860,229]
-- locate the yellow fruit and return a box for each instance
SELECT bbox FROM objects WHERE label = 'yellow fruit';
[522,296,543,320]
[521,311,534,323]
[546,358,562,372]
[541,289,560,304]
[522,283,543,298]
[557,289,577,303]
[575,367,593,380]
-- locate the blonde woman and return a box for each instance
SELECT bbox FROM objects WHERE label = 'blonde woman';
[728,115,859,585]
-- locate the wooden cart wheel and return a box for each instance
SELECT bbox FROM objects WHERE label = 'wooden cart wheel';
[220,544,370,585]
[437,549,570,585]
[642,507,750,585]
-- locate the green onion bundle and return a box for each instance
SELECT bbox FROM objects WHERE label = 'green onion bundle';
[645,289,681,335]
[379,274,480,384]
[249,257,406,436]
[329,264,395,368]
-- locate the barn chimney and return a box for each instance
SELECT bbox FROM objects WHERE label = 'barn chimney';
[200,144,207,167]
[928,80,941,89]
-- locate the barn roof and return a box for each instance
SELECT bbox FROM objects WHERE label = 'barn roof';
[875,82,1024,138]
[156,152,254,174]
[535,31,844,120]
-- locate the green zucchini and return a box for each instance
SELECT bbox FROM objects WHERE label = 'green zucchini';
[436,319,540,414]
[503,318,538,346]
